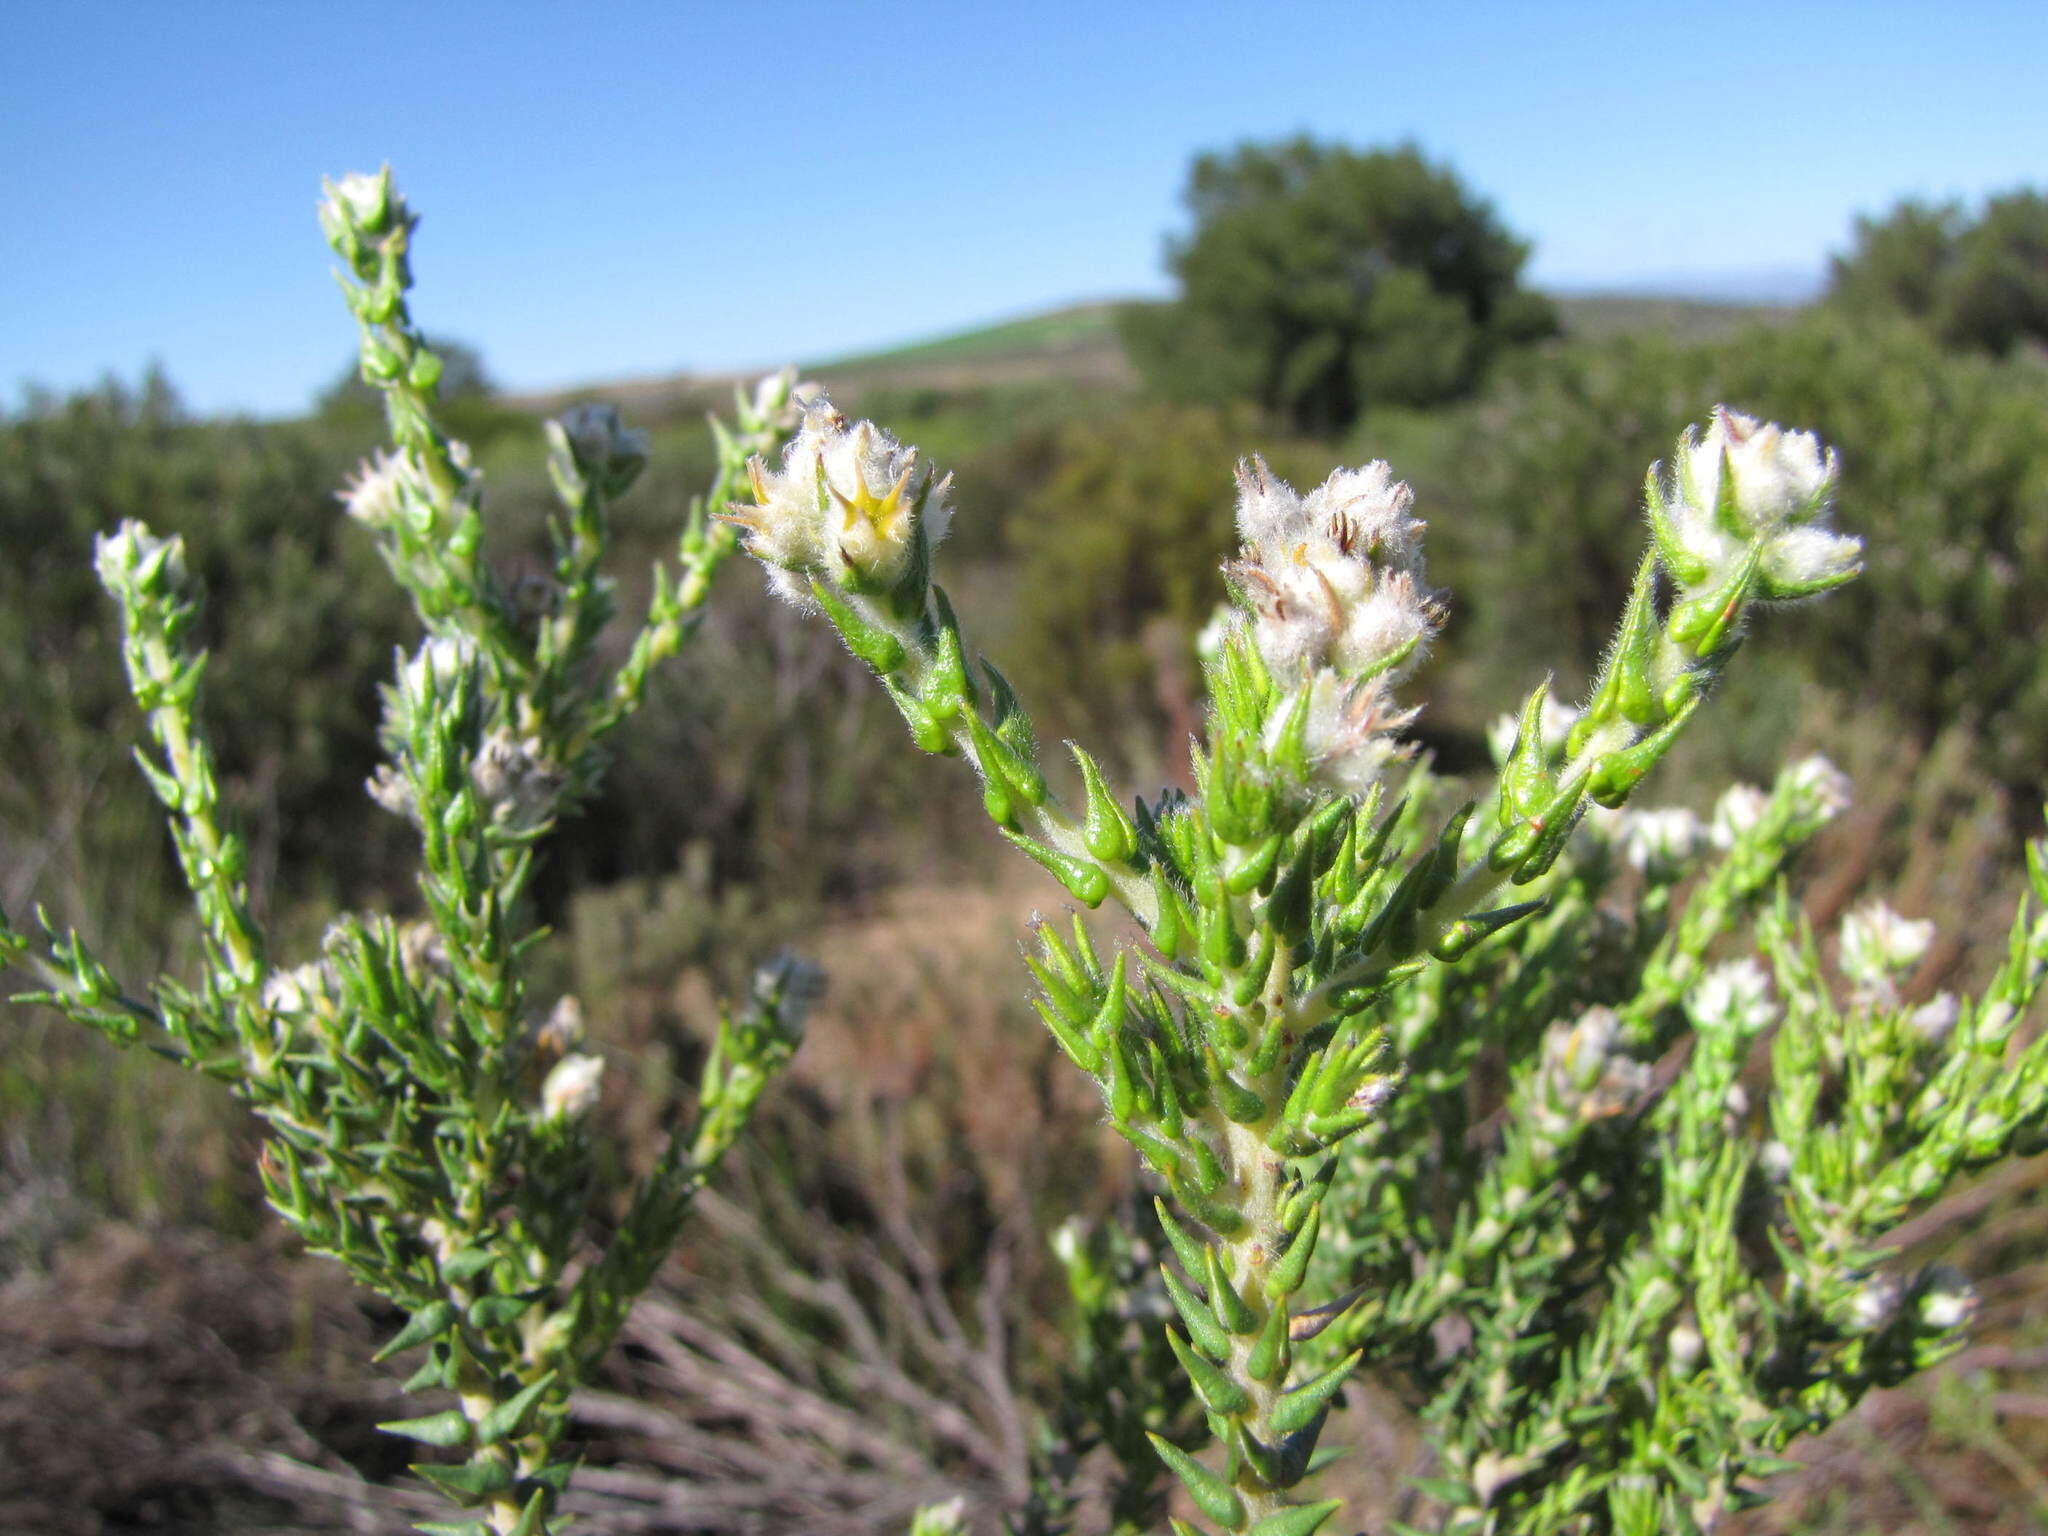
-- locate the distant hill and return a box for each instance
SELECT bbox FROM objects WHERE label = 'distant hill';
[507,292,1800,419]
[1551,291,1801,342]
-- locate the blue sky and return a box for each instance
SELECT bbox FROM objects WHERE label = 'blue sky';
[6,1,2045,417]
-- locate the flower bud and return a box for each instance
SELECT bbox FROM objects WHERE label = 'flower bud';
[94,520,191,605]
[1667,1320,1704,1372]
[321,168,397,236]
[747,950,826,1046]
[1688,959,1777,1036]
[1783,753,1852,825]
[547,403,648,501]
[1710,782,1769,848]
[1663,408,1861,598]
[1617,806,1707,880]
[1840,900,1934,999]
[471,728,564,832]
[341,449,427,531]
[1531,1006,1651,1144]
[540,1052,605,1124]
[1917,1266,1979,1331]
[1910,992,1961,1044]
[1846,1273,1904,1333]
[535,995,585,1062]
[727,397,951,598]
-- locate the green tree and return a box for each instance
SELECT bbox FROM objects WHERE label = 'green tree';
[1123,138,1556,434]
[1828,187,2048,356]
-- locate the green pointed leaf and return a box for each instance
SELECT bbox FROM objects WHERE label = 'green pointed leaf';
[440,1246,495,1283]
[1154,1196,1209,1276]
[378,1409,472,1448]
[1271,1350,1360,1436]
[476,1371,555,1445]
[1072,743,1139,863]
[1431,899,1547,962]
[1149,1433,1246,1529]
[1407,1475,1476,1504]
[1162,1263,1233,1360]
[412,1458,515,1501]
[507,1487,550,1536]
[1247,1500,1345,1536]
[1205,1248,1258,1335]
[1265,1203,1322,1299]
[1165,1326,1250,1414]
[1000,827,1109,907]
[1246,1297,1291,1383]
[807,575,906,674]
[374,1299,459,1361]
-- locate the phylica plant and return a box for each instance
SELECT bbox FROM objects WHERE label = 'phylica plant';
[733,398,2048,1534]
[0,169,819,1536]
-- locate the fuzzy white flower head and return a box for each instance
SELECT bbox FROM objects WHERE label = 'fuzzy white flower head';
[94,520,190,603]
[1687,409,1835,529]
[1918,1267,1978,1331]
[1840,900,1934,997]
[747,367,801,429]
[540,1052,605,1124]
[1689,958,1778,1036]
[1784,753,1853,824]
[471,728,563,832]
[1230,456,1438,685]
[1665,408,1860,595]
[1847,1273,1905,1334]
[1532,1006,1651,1141]
[341,449,422,530]
[1710,782,1770,848]
[262,961,335,1018]
[1909,991,1961,1044]
[1264,672,1418,799]
[322,168,397,233]
[1618,806,1708,879]
[728,396,951,599]
[397,634,476,711]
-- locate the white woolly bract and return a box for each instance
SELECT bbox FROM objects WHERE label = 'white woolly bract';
[1710,782,1769,847]
[1840,900,1935,992]
[1688,958,1778,1035]
[1617,806,1708,877]
[1230,455,1437,687]
[1665,407,1860,593]
[1264,670,1418,799]
[729,396,951,596]
[540,1053,605,1123]
[1785,753,1852,822]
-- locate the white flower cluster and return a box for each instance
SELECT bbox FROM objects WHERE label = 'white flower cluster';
[1709,754,1852,849]
[726,396,952,601]
[471,727,564,833]
[342,439,478,533]
[1531,1005,1653,1145]
[1229,457,1441,796]
[1665,408,1862,595]
[1616,805,1708,880]
[1688,958,1779,1036]
[1840,899,1935,1003]
[540,1052,605,1124]
[1231,456,1436,681]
